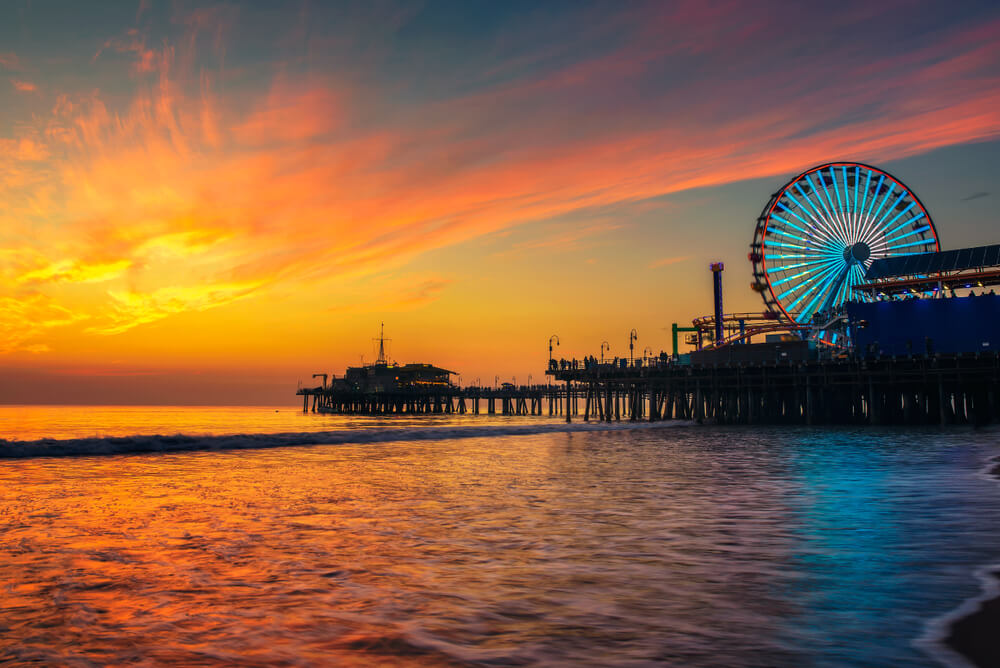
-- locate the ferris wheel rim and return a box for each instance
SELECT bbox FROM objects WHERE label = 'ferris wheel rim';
[751,162,940,324]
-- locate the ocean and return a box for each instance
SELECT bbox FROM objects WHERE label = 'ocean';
[1,405,998,666]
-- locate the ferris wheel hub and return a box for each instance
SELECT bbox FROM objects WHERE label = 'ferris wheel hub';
[843,242,871,265]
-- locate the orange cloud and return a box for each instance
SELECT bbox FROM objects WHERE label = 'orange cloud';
[16,259,132,285]
[94,280,265,335]
[12,79,36,92]
[649,256,690,269]
[0,294,88,354]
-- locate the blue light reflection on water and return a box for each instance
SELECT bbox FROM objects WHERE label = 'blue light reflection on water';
[775,429,999,666]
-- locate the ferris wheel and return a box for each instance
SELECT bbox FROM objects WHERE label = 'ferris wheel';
[750,162,939,324]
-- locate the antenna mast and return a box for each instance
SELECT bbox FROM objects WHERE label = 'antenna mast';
[374,322,391,365]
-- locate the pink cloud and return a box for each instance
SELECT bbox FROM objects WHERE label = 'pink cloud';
[0,52,20,70]
[12,79,37,92]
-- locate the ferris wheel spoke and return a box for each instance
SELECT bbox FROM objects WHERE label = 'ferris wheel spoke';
[862,183,900,240]
[774,200,838,244]
[874,202,918,240]
[850,166,860,238]
[770,257,842,273]
[868,217,928,251]
[779,196,843,247]
[858,173,887,238]
[840,165,860,243]
[793,181,843,244]
[831,166,853,238]
[856,181,892,241]
[764,253,831,261]
[782,260,847,307]
[858,169,873,231]
[825,169,853,245]
[840,166,858,242]
[830,166,845,225]
[823,167,851,241]
[771,259,841,292]
[836,264,864,306]
[881,238,937,251]
[810,174,845,241]
[878,221,930,246]
[797,264,850,322]
[802,177,849,245]
[768,219,843,255]
[867,192,911,237]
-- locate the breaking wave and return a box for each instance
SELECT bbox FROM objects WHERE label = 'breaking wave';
[0,420,693,459]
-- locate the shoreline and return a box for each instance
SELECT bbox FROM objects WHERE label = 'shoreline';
[0,420,693,459]
[941,457,1000,667]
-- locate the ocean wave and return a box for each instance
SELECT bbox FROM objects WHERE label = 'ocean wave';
[0,420,693,459]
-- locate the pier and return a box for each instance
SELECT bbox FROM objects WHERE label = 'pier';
[298,352,999,426]
[547,353,1000,426]
[298,385,561,417]
[298,162,1000,428]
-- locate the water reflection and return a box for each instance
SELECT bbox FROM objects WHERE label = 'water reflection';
[0,427,997,666]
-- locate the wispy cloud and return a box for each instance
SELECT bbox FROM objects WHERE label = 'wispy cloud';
[0,52,20,70]
[509,223,626,253]
[962,191,990,201]
[648,256,690,269]
[11,79,36,92]
[329,275,454,315]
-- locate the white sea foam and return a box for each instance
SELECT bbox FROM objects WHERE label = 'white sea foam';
[0,420,694,459]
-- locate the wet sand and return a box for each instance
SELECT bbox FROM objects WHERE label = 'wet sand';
[945,460,1000,668]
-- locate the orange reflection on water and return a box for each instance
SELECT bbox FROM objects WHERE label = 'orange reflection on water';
[2,426,999,666]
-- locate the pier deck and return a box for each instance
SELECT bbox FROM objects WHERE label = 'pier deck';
[548,353,1000,426]
[299,353,998,426]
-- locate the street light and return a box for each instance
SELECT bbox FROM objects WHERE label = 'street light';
[601,341,610,364]
[494,375,499,389]
[629,329,638,366]
[549,334,560,363]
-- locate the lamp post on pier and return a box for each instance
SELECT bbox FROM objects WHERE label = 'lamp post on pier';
[549,334,560,368]
[629,329,638,366]
[601,341,610,364]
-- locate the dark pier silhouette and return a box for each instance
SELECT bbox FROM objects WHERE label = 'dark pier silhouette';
[547,353,999,426]
[298,351,998,426]
[297,384,562,417]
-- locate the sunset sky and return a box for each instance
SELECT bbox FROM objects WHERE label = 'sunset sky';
[1,0,999,404]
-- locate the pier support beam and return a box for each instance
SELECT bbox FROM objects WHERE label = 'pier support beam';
[565,380,572,423]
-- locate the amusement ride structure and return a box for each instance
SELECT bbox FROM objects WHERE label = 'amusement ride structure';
[690,162,941,351]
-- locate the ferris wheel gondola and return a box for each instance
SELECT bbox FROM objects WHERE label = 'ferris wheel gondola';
[749,162,939,324]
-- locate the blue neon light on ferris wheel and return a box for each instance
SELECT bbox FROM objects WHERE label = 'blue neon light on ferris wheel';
[751,162,939,324]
